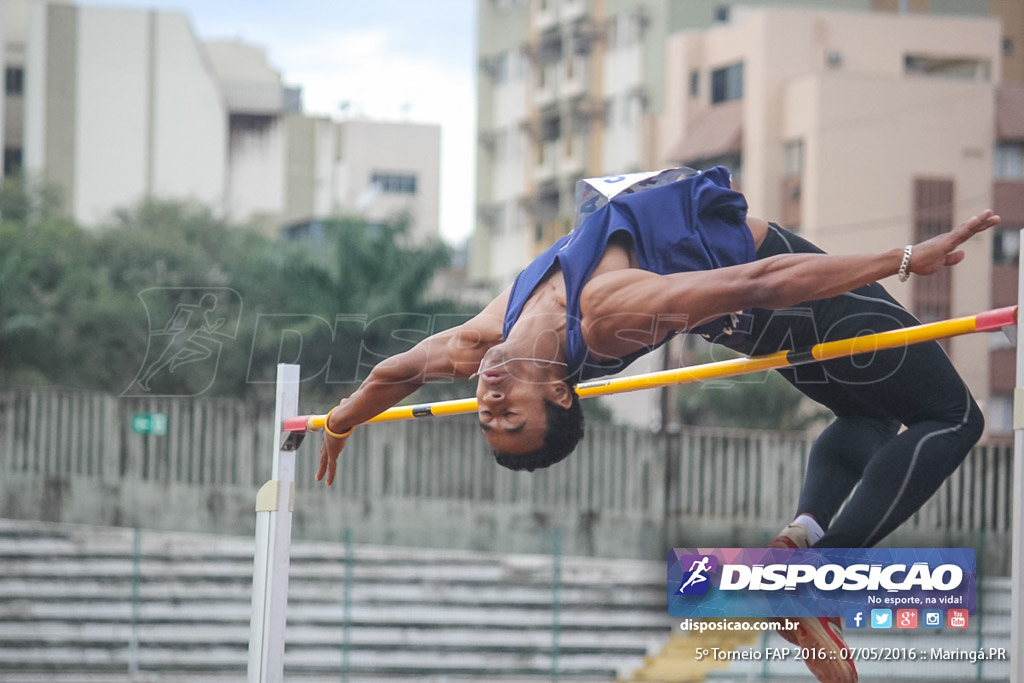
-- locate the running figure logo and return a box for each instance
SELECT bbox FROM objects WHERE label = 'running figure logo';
[677,554,718,595]
[124,288,242,397]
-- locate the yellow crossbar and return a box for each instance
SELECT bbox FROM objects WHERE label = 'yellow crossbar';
[285,306,1017,433]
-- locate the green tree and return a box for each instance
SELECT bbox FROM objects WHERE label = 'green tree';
[313,216,476,405]
[1,195,474,404]
[673,346,829,431]
[0,175,82,386]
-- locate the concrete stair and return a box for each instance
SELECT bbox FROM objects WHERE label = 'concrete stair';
[1,518,1013,682]
[0,518,673,682]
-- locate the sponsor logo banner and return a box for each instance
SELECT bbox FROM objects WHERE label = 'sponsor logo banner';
[667,548,975,618]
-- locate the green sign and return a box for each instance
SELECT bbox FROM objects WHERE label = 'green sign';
[132,413,167,436]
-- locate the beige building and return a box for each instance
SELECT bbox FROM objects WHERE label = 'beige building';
[281,117,441,243]
[1,0,441,243]
[659,7,1001,423]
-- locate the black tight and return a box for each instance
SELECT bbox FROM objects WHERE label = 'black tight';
[714,224,984,548]
[799,391,983,548]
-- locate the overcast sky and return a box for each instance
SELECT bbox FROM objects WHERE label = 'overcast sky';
[75,0,478,245]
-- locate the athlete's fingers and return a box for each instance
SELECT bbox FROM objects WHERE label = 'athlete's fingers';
[944,251,966,267]
[316,446,328,482]
[327,456,338,486]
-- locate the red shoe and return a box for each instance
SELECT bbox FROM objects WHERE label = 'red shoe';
[793,616,858,683]
[768,522,811,646]
[770,522,811,549]
[774,617,801,646]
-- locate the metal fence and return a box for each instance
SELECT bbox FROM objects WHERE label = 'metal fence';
[0,387,1014,556]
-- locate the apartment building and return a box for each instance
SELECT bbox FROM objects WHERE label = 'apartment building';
[472,0,1023,433]
[0,0,441,243]
[660,7,1002,420]
[472,0,881,286]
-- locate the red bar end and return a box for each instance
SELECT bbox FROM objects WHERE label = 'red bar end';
[975,306,1017,332]
[282,415,310,432]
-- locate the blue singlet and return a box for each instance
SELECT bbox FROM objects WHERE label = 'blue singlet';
[502,166,753,381]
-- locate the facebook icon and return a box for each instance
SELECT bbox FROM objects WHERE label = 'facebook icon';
[845,609,866,629]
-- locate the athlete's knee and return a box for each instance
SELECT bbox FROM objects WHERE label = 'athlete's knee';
[961,397,985,445]
[927,392,984,444]
[932,398,984,476]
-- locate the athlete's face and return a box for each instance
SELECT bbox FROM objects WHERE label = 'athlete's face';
[475,350,571,454]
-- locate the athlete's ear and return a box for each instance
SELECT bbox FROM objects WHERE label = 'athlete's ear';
[548,380,573,409]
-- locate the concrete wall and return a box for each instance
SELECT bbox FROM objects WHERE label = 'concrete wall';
[0,388,1014,572]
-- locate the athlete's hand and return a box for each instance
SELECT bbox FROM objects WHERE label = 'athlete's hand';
[316,399,353,486]
[909,209,1000,276]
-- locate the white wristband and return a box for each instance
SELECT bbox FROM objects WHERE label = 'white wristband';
[898,245,913,282]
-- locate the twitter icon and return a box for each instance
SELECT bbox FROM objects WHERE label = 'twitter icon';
[871,609,892,629]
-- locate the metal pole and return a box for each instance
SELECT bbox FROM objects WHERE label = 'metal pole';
[550,529,561,681]
[976,528,985,681]
[1012,231,1024,683]
[247,364,300,683]
[341,527,353,681]
[128,527,141,675]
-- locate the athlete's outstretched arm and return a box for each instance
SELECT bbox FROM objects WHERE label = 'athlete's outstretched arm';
[315,288,509,486]
[581,210,999,360]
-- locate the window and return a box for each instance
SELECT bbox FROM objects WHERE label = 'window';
[479,203,506,234]
[689,70,699,98]
[371,173,417,195]
[5,67,24,95]
[710,62,743,104]
[540,29,562,65]
[482,51,511,83]
[493,51,509,83]
[604,16,618,51]
[606,12,644,50]
[783,139,804,176]
[714,5,730,23]
[3,148,22,177]
[540,111,560,142]
[623,92,644,126]
[570,111,590,136]
[993,229,1019,266]
[536,186,559,225]
[904,54,990,81]
[515,50,530,80]
[912,178,954,327]
[994,142,1024,181]
[987,394,1013,434]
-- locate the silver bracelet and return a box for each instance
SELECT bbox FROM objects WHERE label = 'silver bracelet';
[898,245,913,282]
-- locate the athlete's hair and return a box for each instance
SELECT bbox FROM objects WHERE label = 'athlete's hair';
[492,383,584,472]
